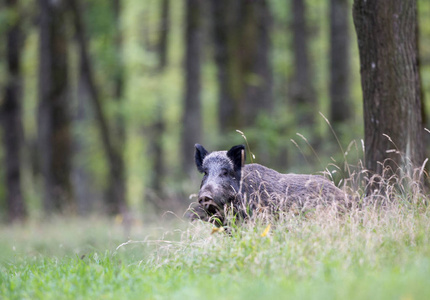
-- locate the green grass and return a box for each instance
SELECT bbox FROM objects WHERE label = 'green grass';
[1,202,430,299]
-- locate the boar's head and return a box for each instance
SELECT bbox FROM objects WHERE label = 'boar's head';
[194,144,245,217]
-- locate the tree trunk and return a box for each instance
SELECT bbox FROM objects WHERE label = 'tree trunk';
[112,0,124,106]
[110,0,127,214]
[69,0,127,215]
[329,0,351,127]
[290,0,316,129]
[182,0,202,175]
[353,0,425,183]
[38,0,73,213]
[145,0,169,208]
[2,0,26,222]
[157,0,170,71]
[240,0,273,126]
[210,0,272,133]
[210,0,237,132]
[145,104,166,210]
[72,65,91,215]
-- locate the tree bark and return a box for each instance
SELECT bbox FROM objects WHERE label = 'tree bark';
[329,0,351,127]
[69,0,127,215]
[353,0,425,183]
[182,0,202,175]
[38,0,73,213]
[2,0,27,222]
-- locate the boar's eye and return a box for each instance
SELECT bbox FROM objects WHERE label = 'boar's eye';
[221,168,229,177]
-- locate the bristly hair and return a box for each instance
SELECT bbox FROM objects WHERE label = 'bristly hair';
[202,151,234,170]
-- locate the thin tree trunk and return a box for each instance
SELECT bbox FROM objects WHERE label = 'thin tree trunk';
[38,0,73,213]
[210,0,238,132]
[110,0,127,213]
[2,0,26,222]
[290,0,316,128]
[329,0,351,127]
[182,0,202,176]
[157,0,170,71]
[69,0,127,215]
[241,0,273,126]
[72,59,94,215]
[353,0,425,184]
[210,0,273,133]
[112,0,124,101]
[145,104,166,210]
[145,0,169,209]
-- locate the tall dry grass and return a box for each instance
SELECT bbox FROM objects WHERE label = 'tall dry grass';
[128,128,430,282]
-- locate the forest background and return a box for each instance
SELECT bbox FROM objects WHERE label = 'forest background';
[1,0,430,222]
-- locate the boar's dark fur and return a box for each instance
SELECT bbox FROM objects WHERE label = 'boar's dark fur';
[189,144,351,225]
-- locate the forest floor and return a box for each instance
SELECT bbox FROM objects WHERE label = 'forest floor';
[1,201,430,299]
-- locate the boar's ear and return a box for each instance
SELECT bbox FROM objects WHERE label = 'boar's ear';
[195,144,209,173]
[227,145,246,171]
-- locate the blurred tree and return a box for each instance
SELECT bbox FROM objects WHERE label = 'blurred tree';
[329,0,351,128]
[290,0,316,132]
[240,0,272,127]
[146,104,166,210]
[72,62,94,215]
[210,0,234,133]
[210,0,273,134]
[181,0,202,176]
[113,0,124,107]
[2,0,27,222]
[38,0,73,213]
[145,0,170,208]
[69,0,127,215]
[110,0,127,214]
[157,0,170,71]
[353,0,425,185]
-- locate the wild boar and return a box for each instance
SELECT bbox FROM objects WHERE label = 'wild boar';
[190,144,350,224]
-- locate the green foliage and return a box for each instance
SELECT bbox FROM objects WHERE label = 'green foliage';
[2,0,429,217]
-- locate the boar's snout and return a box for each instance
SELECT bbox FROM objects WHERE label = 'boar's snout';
[198,190,222,215]
[198,192,213,204]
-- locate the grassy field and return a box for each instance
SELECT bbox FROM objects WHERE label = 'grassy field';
[1,199,430,299]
